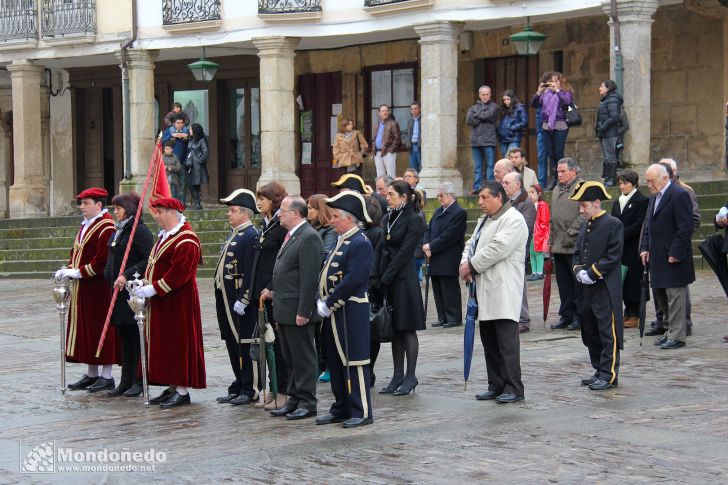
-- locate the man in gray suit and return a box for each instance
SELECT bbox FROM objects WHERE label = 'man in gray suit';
[262,195,323,420]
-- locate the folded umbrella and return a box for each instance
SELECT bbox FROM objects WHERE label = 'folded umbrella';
[463,281,478,391]
[423,257,431,319]
[638,263,650,346]
[542,257,553,327]
[698,233,728,298]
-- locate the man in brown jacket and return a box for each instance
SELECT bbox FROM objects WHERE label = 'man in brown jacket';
[547,157,586,330]
[371,104,401,178]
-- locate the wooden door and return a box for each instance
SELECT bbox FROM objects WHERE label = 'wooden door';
[475,56,539,164]
[298,72,343,198]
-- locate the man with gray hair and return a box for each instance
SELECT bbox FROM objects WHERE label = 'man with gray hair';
[423,182,467,328]
[466,85,499,194]
[503,172,536,333]
[494,158,515,183]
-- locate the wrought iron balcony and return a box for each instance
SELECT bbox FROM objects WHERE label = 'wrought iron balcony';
[258,0,322,14]
[364,0,410,5]
[41,0,95,38]
[0,0,37,43]
[163,0,221,25]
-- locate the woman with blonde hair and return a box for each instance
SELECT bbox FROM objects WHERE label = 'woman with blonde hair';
[333,118,369,174]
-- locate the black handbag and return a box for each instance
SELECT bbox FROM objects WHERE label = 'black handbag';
[370,297,393,343]
[249,319,261,361]
[564,102,582,127]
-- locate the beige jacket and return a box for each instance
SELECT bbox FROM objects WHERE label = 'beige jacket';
[333,130,369,168]
[518,165,538,191]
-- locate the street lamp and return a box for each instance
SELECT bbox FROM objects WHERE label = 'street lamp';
[509,17,547,56]
[188,47,220,82]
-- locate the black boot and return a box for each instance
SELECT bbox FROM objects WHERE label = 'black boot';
[604,163,617,187]
[193,189,202,210]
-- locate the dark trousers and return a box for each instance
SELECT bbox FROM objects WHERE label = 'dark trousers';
[581,284,620,384]
[431,275,462,325]
[553,253,582,323]
[222,330,258,399]
[116,324,141,386]
[479,319,524,396]
[265,300,290,394]
[277,322,318,411]
[542,129,568,182]
[322,319,372,420]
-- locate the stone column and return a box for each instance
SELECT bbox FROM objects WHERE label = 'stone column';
[603,0,659,172]
[414,21,465,196]
[115,49,159,194]
[6,60,48,218]
[253,36,300,195]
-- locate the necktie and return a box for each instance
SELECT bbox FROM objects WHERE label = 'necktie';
[282,232,291,248]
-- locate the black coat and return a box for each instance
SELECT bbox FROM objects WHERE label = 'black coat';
[374,205,426,331]
[185,137,210,186]
[365,224,385,307]
[252,216,287,301]
[314,223,337,262]
[423,201,467,276]
[611,190,649,304]
[640,183,696,289]
[595,91,623,139]
[103,219,154,326]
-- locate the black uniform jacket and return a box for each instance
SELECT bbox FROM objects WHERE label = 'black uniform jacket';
[423,201,467,277]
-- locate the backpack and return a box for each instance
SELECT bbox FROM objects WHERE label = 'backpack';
[618,108,630,136]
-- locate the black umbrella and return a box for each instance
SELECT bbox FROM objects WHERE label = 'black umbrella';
[698,233,728,298]
[638,263,650,346]
[423,256,431,319]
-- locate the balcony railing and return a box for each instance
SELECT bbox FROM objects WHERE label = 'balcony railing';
[258,0,322,14]
[163,0,221,25]
[364,0,410,5]
[41,0,95,38]
[0,0,37,42]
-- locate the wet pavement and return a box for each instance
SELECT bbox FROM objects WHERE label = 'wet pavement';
[1,270,727,484]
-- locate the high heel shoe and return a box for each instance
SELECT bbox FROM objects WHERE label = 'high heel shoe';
[393,378,418,396]
[378,378,404,394]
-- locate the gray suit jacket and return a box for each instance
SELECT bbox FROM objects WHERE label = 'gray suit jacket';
[270,222,323,325]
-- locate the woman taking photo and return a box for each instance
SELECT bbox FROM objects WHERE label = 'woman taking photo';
[497,90,528,156]
[103,192,154,397]
[186,123,210,210]
[531,72,574,190]
[332,118,369,174]
[527,184,550,281]
[595,80,623,187]
[373,180,426,396]
[252,181,290,409]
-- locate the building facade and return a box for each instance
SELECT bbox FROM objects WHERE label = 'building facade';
[0,0,725,218]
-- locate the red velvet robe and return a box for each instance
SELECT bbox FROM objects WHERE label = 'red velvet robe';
[144,222,206,388]
[66,212,118,365]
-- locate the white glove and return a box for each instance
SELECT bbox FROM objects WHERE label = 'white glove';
[317,299,332,318]
[135,284,157,298]
[577,269,595,285]
[62,268,82,279]
[233,301,246,316]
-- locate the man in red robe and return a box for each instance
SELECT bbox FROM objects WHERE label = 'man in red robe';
[134,197,206,408]
[58,188,118,393]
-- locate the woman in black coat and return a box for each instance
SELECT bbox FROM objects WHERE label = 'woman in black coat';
[373,180,426,396]
[364,195,385,388]
[596,80,623,187]
[103,192,154,397]
[611,170,648,327]
[185,123,210,210]
[252,181,290,410]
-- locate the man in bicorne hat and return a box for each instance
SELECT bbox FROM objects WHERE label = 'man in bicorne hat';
[315,191,375,428]
[214,189,261,406]
[59,188,118,393]
[134,197,206,408]
[570,181,624,391]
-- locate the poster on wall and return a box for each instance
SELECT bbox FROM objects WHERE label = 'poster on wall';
[302,142,312,165]
[301,111,313,142]
[330,116,340,146]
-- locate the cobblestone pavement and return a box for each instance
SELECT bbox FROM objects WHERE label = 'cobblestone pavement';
[0,271,726,484]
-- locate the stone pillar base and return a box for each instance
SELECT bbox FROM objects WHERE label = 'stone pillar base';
[118,177,146,196]
[9,183,48,218]
[419,168,463,197]
[257,170,301,195]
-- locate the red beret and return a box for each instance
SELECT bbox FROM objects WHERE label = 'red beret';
[151,197,185,212]
[76,188,108,200]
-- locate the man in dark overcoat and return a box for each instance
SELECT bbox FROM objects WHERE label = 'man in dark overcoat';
[214,189,261,405]
[316,191,375,428]
[570,182,624,390]
[423,181,467,328]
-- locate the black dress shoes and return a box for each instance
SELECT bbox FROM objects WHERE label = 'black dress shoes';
[393,378,418,396]
[159,392,191,409]
[661,339,686,349]
[379,378,404,394]
[315,414,345,425]
[216,394,238,403]
[645,325,666,336]
[270,407,295,417]
[475,390,500,401]
[581,376,598,386]
[588,379,617,390]
[431,321,445,327]
[566,320,581,331]
[67,375,98,391]
[286,408,317,420]
[443,321,463,328]
[123,382,143,397]
[87,377,115,393]
[654,335,668,346]
[495,393,524,404]
[342,417,373,429]
[550,319,570,330]
[230,394,256,405]
[149,388,174,404]
[107,382,132,397]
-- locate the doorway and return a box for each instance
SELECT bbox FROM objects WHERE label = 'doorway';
[219,79,261,194]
